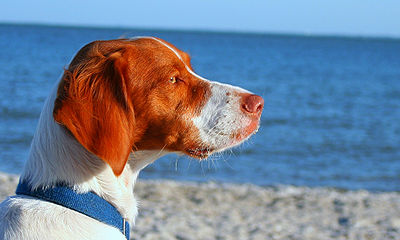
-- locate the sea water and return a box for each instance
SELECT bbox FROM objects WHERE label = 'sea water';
[0,24,399,191]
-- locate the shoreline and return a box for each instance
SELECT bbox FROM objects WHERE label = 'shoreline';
[1,172,399,240]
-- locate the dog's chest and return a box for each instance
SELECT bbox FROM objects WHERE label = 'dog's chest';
[0,196,128,240]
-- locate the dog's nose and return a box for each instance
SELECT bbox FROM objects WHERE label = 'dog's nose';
[241,94,264,116]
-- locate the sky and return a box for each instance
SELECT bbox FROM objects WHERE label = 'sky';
[1,0,399,38]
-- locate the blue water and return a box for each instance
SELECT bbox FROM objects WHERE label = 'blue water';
[0,24,399,191]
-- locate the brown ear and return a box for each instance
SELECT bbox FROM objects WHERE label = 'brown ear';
[53,48,135,176]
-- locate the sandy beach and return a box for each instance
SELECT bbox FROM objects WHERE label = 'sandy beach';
[0,172,399,240]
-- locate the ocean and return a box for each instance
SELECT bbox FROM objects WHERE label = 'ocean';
[0,24,399,191]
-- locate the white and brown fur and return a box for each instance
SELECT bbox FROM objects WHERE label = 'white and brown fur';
[0,37,263,240]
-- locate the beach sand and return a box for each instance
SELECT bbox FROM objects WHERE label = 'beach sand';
[1,172,399,240]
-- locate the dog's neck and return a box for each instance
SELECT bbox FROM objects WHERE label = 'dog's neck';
[20,85,163,223]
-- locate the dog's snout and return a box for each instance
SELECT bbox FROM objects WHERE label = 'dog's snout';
[241,94,264,116]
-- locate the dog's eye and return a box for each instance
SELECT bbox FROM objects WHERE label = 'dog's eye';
[169,77,177,84]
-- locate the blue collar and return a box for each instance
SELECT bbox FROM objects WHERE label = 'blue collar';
[16,181,130,240]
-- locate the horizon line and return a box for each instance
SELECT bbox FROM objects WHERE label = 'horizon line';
[1,21,400,41]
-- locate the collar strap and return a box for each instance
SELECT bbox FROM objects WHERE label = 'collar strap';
[16,181,130,240]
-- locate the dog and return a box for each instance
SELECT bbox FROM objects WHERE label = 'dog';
[0,37,263,240]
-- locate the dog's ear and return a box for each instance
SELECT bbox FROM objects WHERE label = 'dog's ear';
[53,43,135,176]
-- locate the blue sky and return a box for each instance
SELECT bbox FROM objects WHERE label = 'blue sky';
[1,0,399,37]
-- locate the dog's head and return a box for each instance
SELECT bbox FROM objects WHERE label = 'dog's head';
[53,37,263,175]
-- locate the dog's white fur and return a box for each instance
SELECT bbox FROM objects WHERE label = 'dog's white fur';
[0,83,135,240]
[0,38,260,240]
